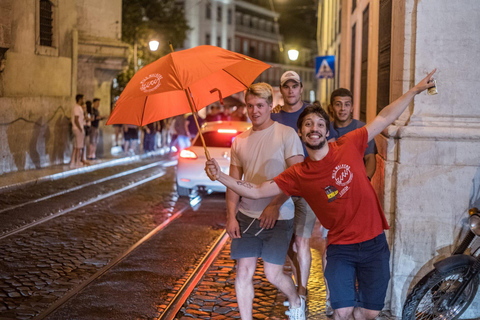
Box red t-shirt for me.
[274,127,389,245]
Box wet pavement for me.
[45,195,228,320]
[0,157,168,235]
[0,166,180,319]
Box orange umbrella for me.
[107,45,270,158]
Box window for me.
[243,40,248,55]
[217,6,222,22]
[228,9,232,25]
[36,0,58,56]
[227,38,232,51]
[205,33,211,45]
[39,0,53,46]
[206,3,211,20]
[217,36,221,47]
[249,45,256,57]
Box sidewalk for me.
[0,147,169,193]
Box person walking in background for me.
[205,104,223,122]
[113,124,123,147]
[231,104,248,122]
[123,124,138,156]
[170,114,191,156]
[222,105,233,121]
[70,94,86,168]
[142,122,157,153]
[88,98,105,160]
[82,100,92,165]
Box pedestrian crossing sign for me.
[315,55,335,79]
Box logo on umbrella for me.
[140,73,163,92]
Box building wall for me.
[387,0,480,317]
[318,0,480,317]
[0,0,127,174]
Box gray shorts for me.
[231,211,294,265]
[292,197,317,238]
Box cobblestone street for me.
[176,224,331,320]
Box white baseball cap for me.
[280,71,302,86]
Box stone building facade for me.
[317,0,480,317]
[0,0,128,174]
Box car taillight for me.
[180,149,198,159]
[217,129,237,134]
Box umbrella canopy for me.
[107,45,270,126]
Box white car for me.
[176,121,252,197]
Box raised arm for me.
[366,69,436,142]
[205,159,283,199]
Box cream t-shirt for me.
[230,121,304,220]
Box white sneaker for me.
[285,296,306,320]
[325,299,334,317]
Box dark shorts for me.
[231,212,294,265]
[124,128,138,141]
[324,232,390,311]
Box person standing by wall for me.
[87,98,105,160]
[70,94,85,168]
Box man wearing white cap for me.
[263,70,317,301]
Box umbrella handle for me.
[184,90,211,160]
[210,88,224,105]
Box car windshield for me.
[193,131,241,148]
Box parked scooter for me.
[403,208,480,319]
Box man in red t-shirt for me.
[205,70,436,320]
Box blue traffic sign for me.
[315,55,335,79]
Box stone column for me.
[382,0,480,317]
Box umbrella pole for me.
[184,89,211,160]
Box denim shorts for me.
[231,211,294,265]
[324,232,390,311]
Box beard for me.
[304,132,327,150]
[305,139,326,150]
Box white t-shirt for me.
[230,121,304,220]
[71,104,85,130]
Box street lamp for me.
[287,49,299,61]
[149,40,160,51]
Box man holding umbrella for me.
[226,82,306,320]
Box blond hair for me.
[245,82,273,105]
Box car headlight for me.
[469,214,480,236]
